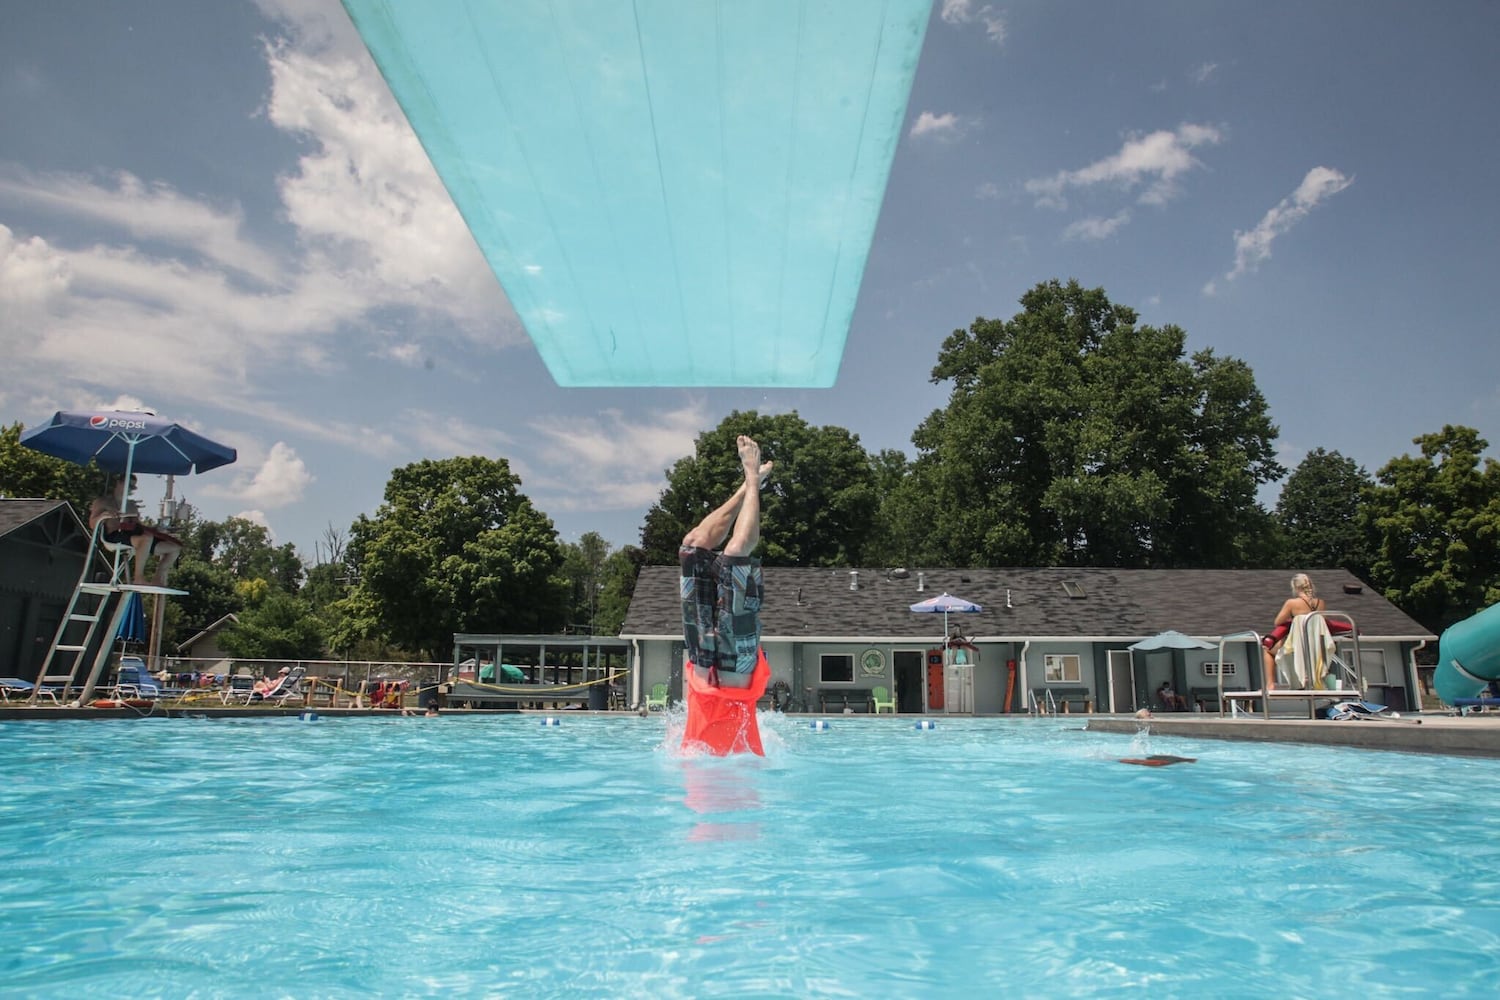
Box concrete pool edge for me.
[1087,712,1500,758]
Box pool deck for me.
[1087,711,1500,759]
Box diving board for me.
[341,0,933,387]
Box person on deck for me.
[1261,573,1351,689]
[1157,680,1187,712]
[88,476,183,587]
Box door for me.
[893,649,924,714]
[1108,649,1133,713]
[926,648,946,712]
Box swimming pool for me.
[2,714,1497,997]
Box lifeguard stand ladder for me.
[29,521,135,705]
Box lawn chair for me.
[871,685,896,714]
[251,666,307,705]
[646,682,670,711]
[1,678,59,704]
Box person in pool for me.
[678,435,771,689]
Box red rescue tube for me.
[682,649,771,756]
[1119,755,1197,767]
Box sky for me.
[2,0,1497,564]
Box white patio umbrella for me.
[909,592,983,639]
[1128,630,1216,710]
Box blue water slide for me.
[1433,601,1500,705]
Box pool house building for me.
[618,567,1435,715]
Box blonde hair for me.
[1290,573,1316,598]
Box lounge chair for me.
[646,682,669,711]
[251,666,307,704]
[225,666,307,705]
[871,685,896,714]
[1,678,59,704]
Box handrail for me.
[1217,612,1362,718]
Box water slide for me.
[1433,601,1500,705]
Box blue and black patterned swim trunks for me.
[679,545,763,685]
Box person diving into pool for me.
[678,435,772,755]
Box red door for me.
[926,649,945,710]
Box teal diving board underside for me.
[340,0,933,387]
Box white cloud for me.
[1223,166,1353,282]
[380,342,425,367]
[0,5,528,441]
[1062,211,1132,242]
[940,0,974,22]
[262,40,514,334]
[1192,62,1219,85]
[909,110,964,140]
[234,508,271,530]
[0,223,70,321]
[976,182,1001,200]
[523,403,710,512]
[941,0,1007,45]
[0,168,283,285]
[209,441,313,509]
[401,410,516,460]
[1024,123,1224,209]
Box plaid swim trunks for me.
[679,545,763,684]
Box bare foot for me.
[737,434,761,467]
[758,460,772,488]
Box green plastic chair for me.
[871,685,896,714]
[646,682,670,711]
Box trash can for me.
[587,684,609,710]
[1371,684,1408,712]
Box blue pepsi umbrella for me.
[20,410,236,479]
[910,592,983,638]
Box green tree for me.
[561,531,613,632]
[639,410,880,566]
[302,523,353,615]
[160,559,241,650]
[901,279,1283,567]
[347,456,568,658]
[0,421,105,516]
[207,517,303,592]
[1275,448,1375,575]
[218,591,325,660]
[1364,426,1500,631]
[865,447,923,566]
[595,545,645,635]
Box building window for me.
[820,654,854,684]
[1044,654,1080,683]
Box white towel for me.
[1275,614,1337,689]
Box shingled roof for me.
[0,499,73,538]
[621,566,1434,642]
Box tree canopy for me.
[345,455,568,657]
[0,421,105,516]
[892,279,1284,568]
[1363,425,1500,631]
[1275,448,1375,576]
[639,410,880,566]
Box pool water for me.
[2,714,1498,997]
